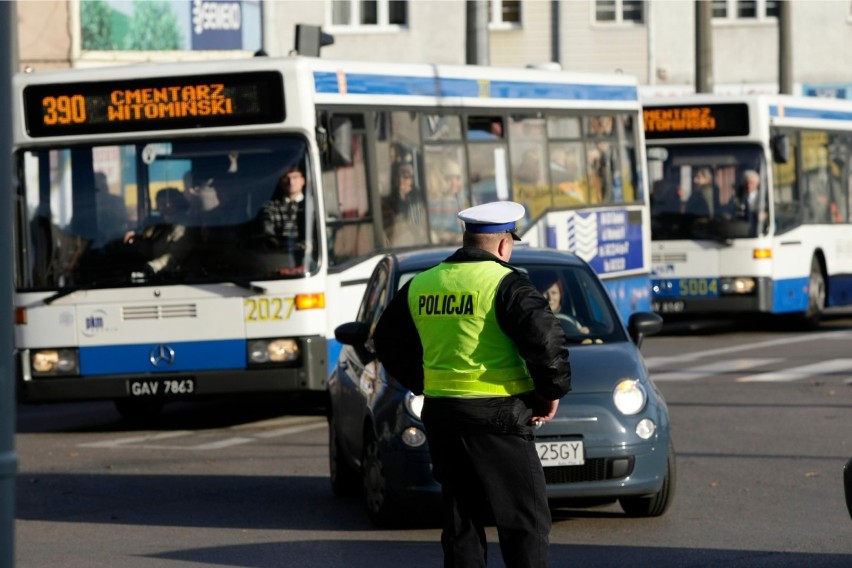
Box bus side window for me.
[828,132,850,223]
[320,112,375,266]
[584,115,618,205]
[381,112,427,247]
[772,131,801,234]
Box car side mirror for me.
[628,312,664,349]
[334,321,375,362]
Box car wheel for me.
[619,440,676,517]
[114,399,164,422]
[362,430,401,527]
[328,410,359,497]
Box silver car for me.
[327,246,673,526]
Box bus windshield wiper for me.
[226,280,267,294]
[43,287,81,305]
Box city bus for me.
[644,94,852,327]
[12,56,651,418]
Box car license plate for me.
[128,378,195,397]
[652,300,685,314]
[536,440,584,467]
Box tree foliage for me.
[80,0,116,51]
[125,1,183,50]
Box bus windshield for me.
[647,144,766,241]
[18,136,319,291]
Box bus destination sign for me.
[24,71,285,137]
[643,103,749,139]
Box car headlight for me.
[247,338,300,365]
[404,391,424,419]
[30,349,79,376]
[613,379,646,415]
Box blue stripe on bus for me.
[770,105,852,122]
[828,274,852,307]
[772,276,809,313]
[314,72,638,101]
[79,339,246,376]
[327,339,343,378]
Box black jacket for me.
[373,247,571,401]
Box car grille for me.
[544,456,634,484]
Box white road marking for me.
[79,430,194,448]
[644,329,852,370]
[737,358,852,382]
[78,417,327,451]
[652,358,780,382]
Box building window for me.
[489,0,521,25]
[595,0,645,24]
[712,0,778,20]
[330,0,408,28]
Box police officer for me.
[373,201,571,568]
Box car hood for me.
[561,342,647,394]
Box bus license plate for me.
[128,378,195,397]
[653,300,685,313]
[536,441,584,467]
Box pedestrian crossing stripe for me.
[647,357,852,383]
[736,358,852,382]
[651,358,780,382]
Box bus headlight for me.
[247,338,300,365]
[721,277,756,294]
[613,379,646,415]
[31,349,79,376]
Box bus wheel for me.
[114,399,164,422]
[802,256,826,329]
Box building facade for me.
[14,0,852,98]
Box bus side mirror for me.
[294,24,335,57]
[329,116,353,167]
[772,134,790,164]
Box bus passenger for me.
[685,166,714,217]
[383,159,427,246]
[427,159,466,244]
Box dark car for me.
[327,246,673,526]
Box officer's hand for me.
[530,397,559,426]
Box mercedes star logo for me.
[149,344,175,368]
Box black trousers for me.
[422,396,551,568]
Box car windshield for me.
[647,143,766,241]
[396,262,626,344]
[17,136,318,292]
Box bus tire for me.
[801,256,826,329]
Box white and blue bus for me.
[644,94,852,326]
[12,56,651,418]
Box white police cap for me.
[457,201,525,241]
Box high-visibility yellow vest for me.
[408,261,534,397]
